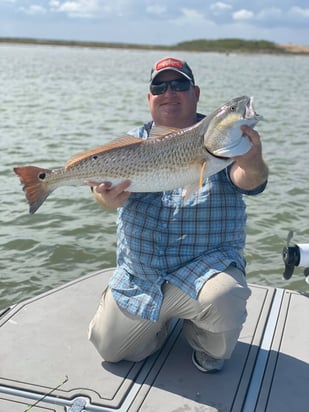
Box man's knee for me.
[88,321,124,362]
[198,268,251,332]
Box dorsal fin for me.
[149,125,181,139]
[65,135,143,169]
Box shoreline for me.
[1,37,309,55]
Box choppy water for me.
[1,44,309,310]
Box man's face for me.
[147,70,200,129]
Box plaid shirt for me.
[109,120,267,321]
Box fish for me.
[14,96,263,214]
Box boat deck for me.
[0,268,308,411]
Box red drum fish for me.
[14,96,262,214]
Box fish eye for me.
[230,105,236,112]
[38,172,46,180]
[92,155,98,160]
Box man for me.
[88,57,268,372]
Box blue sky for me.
[1,0,309,46]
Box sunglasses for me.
[150,79,193,95]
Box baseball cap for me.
[150,57,195,84]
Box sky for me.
[1,0,309,46]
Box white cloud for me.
[19,4,46,15]
[254,6,309,27]
[167,7,214,38]
[290,6,309,18]
[256,7,282,23]
[48,0,145,19]
[210,2,232,12]
[1,0,309,46]
[50,0,100,18]
[180,8,205,21]
[49,0,60,7]
[233,9,254,21]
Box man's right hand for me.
[89,180,131,209]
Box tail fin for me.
[14,166,53,214]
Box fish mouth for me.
[245,96,263,122]
[211,96,263,158]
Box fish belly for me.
[84,164,202,193]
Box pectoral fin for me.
[199,161,206,189]
[182,161,207,202]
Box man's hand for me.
[88,180,131,209]
[229,125,268,190]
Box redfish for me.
[14,96,262,214]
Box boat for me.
[0,262,308,411]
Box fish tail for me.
[13,166,54,214]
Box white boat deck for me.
[0,268,308,411]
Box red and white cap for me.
[150,57,195,84]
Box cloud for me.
[1,0,309,46]
[47,0,149,19]
[290,6,309,19]
[210,2,232,13]
[49,0,100,18]
[233,9,254,21]
[19,4,46,15]
[180,8,205,21]
[255,7,283,25]
[253,6,309,27]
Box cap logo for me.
[155,58,183,71]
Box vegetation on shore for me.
[174,39,285,53]
[1,37,308,55]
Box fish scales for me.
[65,126,206,184]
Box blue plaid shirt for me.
[109,119,267,321]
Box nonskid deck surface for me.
[0,268,308,411]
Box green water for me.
[1,45,309,309]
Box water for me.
[1,44,309,310]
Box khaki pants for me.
[88,265,251,362]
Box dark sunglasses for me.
[150,79,193,95]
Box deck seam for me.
[242,287,284,412]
